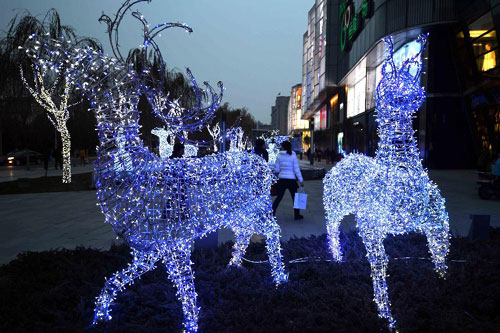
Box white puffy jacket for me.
[275,151,303,182]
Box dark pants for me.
[272,178,300,217]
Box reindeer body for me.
[25,33,287,331]
[87,87,288,332]
[323,35,450,329]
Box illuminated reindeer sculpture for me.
[24,2,287,331]
[151,127,199,158]
[323,34,450,329]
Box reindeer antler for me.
[99,0,151,62]
[131,10,192,92]
[127,4,224,136]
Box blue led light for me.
[323,34,450,330]
[21,2,288,331]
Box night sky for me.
[0,0,314,123]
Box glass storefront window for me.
[314,113,321,130]
[354,77,366,115]
[467,11,499,72]
[375,62,384,87]
[347,84,355,118]
[472,31,498,57]
[476,49,498,72]
[320,106,327,129]
[347,77,366,118]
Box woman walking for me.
[272,141,304,220]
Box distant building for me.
[271,95,290,135]
[287,84,310,152]
[256,121,273,130]
[301,0,335,153]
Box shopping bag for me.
[293,189,307,210]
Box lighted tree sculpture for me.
[20,64,74,183]
[323,34,450,330]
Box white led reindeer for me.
[24,2,288,331]
[227,126,245,151]
[207,123,222,152]
[323,34,450,330]
[263,131,289,165]
[151,127,175,158]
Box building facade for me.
[287,84,311,152]
[302,0,500,169]
[271,95,290,135]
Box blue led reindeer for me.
[22,2,288,331]
[323,34,450,329]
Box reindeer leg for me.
[163,242,199,333]
[325,208,346,262]
[424,190,450,277]
[262,216,288,285]
[360,226,397,330]
[93,248,163,325]
[228,228,254,267]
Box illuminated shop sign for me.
[320,106,328,129]
[340,0,374,52]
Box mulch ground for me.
[1,230,499,332]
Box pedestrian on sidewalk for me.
[272,140,305,220]
[316,148,322,162]
[79,148,86,165]
[325,148,331,164]
[253,138,269,162]
[43,148,50,177]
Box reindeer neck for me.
[375,109,421,169]
[93,93,144,158]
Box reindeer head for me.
[375,34,427,118]
[99,0,224,144]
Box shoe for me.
[294,214,304,220]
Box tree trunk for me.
[60,127,72,183]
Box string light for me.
[151,128,198,158]
[323,34,450,330]
[151,127,175,158]
[21,1,288,331]
[20,64,74,183]
[227,127,246,151]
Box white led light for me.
[20,64,73,183]
[323,34,450,330]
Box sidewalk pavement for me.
[1,169,499,265]
[0,162,94,183]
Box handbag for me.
[293,188,307,210]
